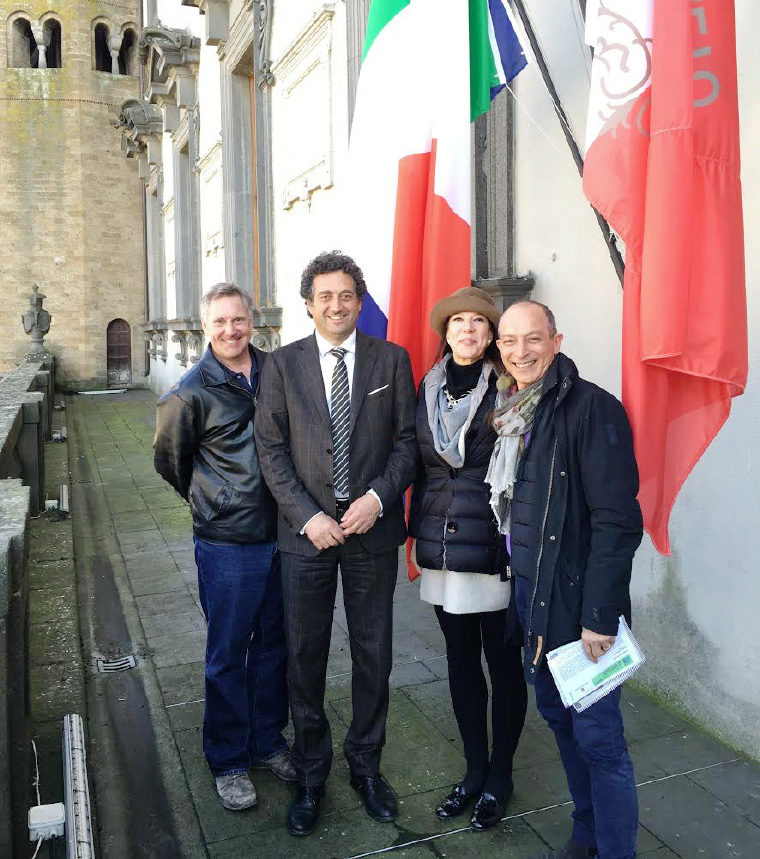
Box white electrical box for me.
[29,803,65,840]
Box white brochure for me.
[546,615,645,713]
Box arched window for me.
[43,19,62,69]
[11,17,37,68]
[118,28,137,76]
[94,22,111,71]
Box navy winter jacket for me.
[510,353,643,680]
[408,369,503,575]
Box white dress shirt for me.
[315,328,357,411]
[300,328,382,534]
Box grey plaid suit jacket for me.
[254,330,418,557]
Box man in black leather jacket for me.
[495,301,643,859]
[154,283,293,812]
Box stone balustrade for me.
[0,358,54,853]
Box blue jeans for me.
[515,578,638,859]
[194,537,288,777]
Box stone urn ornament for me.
[22,283,52,361]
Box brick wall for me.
[0,2,146,388]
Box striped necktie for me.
[329,347,350,498]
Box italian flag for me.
[347,0,527,383]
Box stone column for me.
[31,25,46,68]
[108,34,124,74]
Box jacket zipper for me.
[527,438,558,648]
[442,514,449,570]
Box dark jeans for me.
[281,539,398,787]
[434,605,527,798]
[515,578,638,859]
[194,537,288,777]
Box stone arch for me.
[92,18,113,71]
[106,319,132,385]
[40,12,62,69]
[7,11,37,68]
[118,24,138,76]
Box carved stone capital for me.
[474,274,535,313]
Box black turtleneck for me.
[446,356,484,399]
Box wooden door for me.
[107,319,131,386]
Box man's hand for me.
[304,512,346,550]
[581,627,616,663]
[340,493,382,535]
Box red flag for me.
[583,0,747,553]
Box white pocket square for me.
[368,384,389,396]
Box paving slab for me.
[638,775,760,857]
[135,590,198,617]
[149,629,208,669]
[141,609,206,640]
[156,660,206,706]
[687,759,760,825]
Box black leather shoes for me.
[470,779,513,831]
[435,783,478,820]
[287,785,324,836]
[350,773,398,822]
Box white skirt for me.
[413,542,511,615]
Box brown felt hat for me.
[429,287,501,336]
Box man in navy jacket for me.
[495,301,643,859]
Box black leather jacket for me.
[153,344,277,544]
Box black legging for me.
[435,604,527,799]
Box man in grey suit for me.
[255,250,417,836]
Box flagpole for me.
[510,0,625,284]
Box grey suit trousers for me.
[281,538,398,786]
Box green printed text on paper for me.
[592,654,633,686]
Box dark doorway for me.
[107,319,131,385]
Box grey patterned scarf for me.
[425,356,494,469]
[485,375,544,534]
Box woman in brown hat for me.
[408,287,527,830]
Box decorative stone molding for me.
[475,274,535,313]
[272,5,335,210]
[251,327,280,352]
[113,98,163,173]
[257,0,275,88]
[187,332,204,363]
[139,25,201,109]
[204,231,223,257]
[171,332,188,366]
[182,0,230,47]
[154,332,167,361]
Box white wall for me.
[269,1,351,345]
[514,0,760,757]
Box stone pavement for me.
[61,389,759,859]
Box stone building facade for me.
[118,0,527,395]
[0,0,145,388]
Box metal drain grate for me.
[96,655,136,673]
